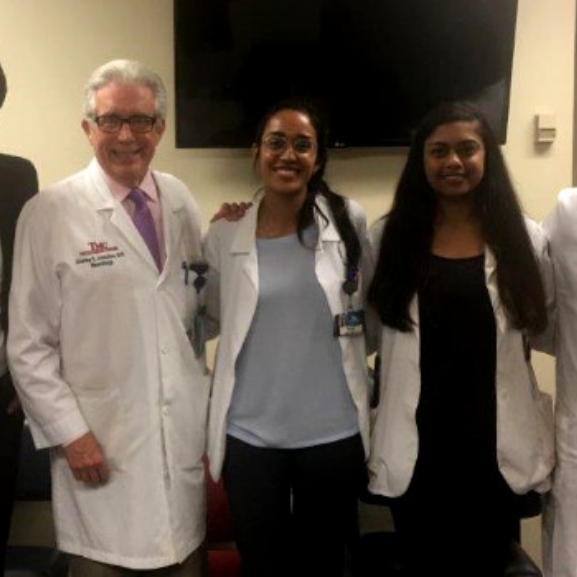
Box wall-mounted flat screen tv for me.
[174,0,518,148]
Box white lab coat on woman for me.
[542,188,577,577]
[204,196,374,481]
[367,217,555,499]
[7,160,209,569]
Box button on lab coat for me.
[8,160,209,569]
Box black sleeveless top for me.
[394,253,518,576]
[414,253,501,491]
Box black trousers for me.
[223,434,365,577]
[0,371,23,572]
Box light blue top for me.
[227,229,359,448]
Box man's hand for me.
[63,432,110,485]
[211,202,252,223]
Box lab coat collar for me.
[85,159,117,210]
[85,159,185,214]
[85,159,184,278]
[314,195,341,247]
[229,194,340,254]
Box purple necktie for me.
[127,188,162,271]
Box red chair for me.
[205,459,242,577]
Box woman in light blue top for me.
[205,98,374,577]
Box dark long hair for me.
[253,98,361,270]
[368,101,548,334]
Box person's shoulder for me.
[153,169,201,211]
[540,187,577,226]
[344,197,366,218]
[318,193,366,219]
[344,197,368,228]
[523,214,541,232]
[43,168,88,196]
[368,215,386,239]
[0,153,37,176]
[207,203,256,242]
[318,194,367,232]
[542,188,577,241]
[24,169,87,215]
[363,215,387,257]
[153,170,191,196]
[522,214,548,249]
[553,187,577,213]
[0,154,38,199]
[556,187,577,201]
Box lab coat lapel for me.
[230,201,259,292]
[157,175,185,284]
[485,247,507,334]
[228,203,259,361]
[314,200,344,317]
[485,246,513,400]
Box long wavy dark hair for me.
[253,98,361,270]
[368,101,547,334]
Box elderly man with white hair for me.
[8,59,209,577]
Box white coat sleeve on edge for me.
[7,198,89,449]
[540,189,577,577]
[527,216,556,355]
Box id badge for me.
[334,309,365,337]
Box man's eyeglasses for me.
[92,114,158,134]
[262,134,316,155]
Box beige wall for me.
[1,0,575,567]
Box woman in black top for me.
[367,101,550,576]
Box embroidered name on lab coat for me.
[75,241,125,268]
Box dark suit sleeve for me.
[0,153,37,571]
[0,154,38,336]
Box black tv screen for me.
[174,0,518,148]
